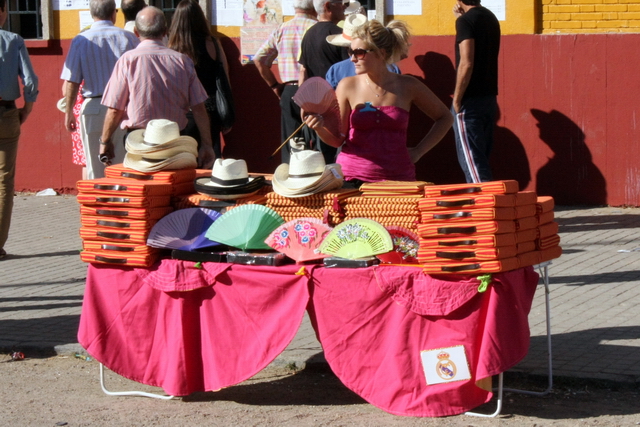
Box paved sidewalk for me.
[0,195,639,384]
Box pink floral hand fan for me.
[376,226,420,264]
[265,217,333,263]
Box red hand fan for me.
[376,226,420,264]
[265,217,333,263]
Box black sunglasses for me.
[329,0,349,7]
[348,47,373,60]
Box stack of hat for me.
[416,180,562,274]
[265,188,359,226]
[124,119,198,173]
[77,177,174,267]
[193,159,266,200]
[272,150,344,198]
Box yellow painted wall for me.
[55,10,127,39]
[541,1,640,33]
[54,0,640,40]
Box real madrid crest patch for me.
[420,345,472,385]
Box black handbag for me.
[212,38,235,129]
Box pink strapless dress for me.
[337,105,415,182]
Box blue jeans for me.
[451,96,497,183]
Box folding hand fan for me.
[292,77,337,114]
[319,218,393,259]
[205,204,285,250]
[147,208,222,250]
[376,226,420,264]
[265,217,333,262]
[292,77,341,137]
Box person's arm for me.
[99,107,125,162]
[452,38,474,114]
[407,77,454,163]
[18,36,38,124]
[255,58,284,99]
[298,64,308,87]
[63,81,80,132]
[191,102,216,169]
[18,101,34,124]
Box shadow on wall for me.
[491,106,531,191]
[218,37,283,174]
[412,51,465,184]
[531,109,607,205]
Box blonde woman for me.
[304,20,452,185]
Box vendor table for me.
[78,260,539,417]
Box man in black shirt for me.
[297,0,348,164]
[452,0,500,183]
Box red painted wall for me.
[17,34,640,205]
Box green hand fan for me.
[205,205,285,250]
[319,218,393,259]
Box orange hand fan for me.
[265,217,333,263]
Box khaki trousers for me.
[80,98,126,179]
[0,107,20,250]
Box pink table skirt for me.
[78,260,539,416]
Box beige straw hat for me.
[272,150,343,197]
[126,119,198,159]
[327,13,367,47]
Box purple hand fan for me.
[147,208,222,250]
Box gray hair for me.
[135,6,166,39]
[313,0,330,15]
[294,0,314,11]
[90,0,116,20]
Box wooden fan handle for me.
[269,122,306,158]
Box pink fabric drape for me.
[78,261,312,396]
[78,261,538,416]
[310,266,539,417]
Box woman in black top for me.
[169,0,232,158]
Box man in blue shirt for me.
[0,0,39,260]
[60,0,139,179]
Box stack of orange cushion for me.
[417,180,561,274]
[77,171,179,267]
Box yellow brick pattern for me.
[542,1,640,33]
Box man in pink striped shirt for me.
[99,6,214,168]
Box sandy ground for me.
[0,355,638,426]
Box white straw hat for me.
[327,13,367,47]
[124,152,198,172]
[272,150,343,197]
[126,119,197,159]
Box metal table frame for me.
[466,261,553,417]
